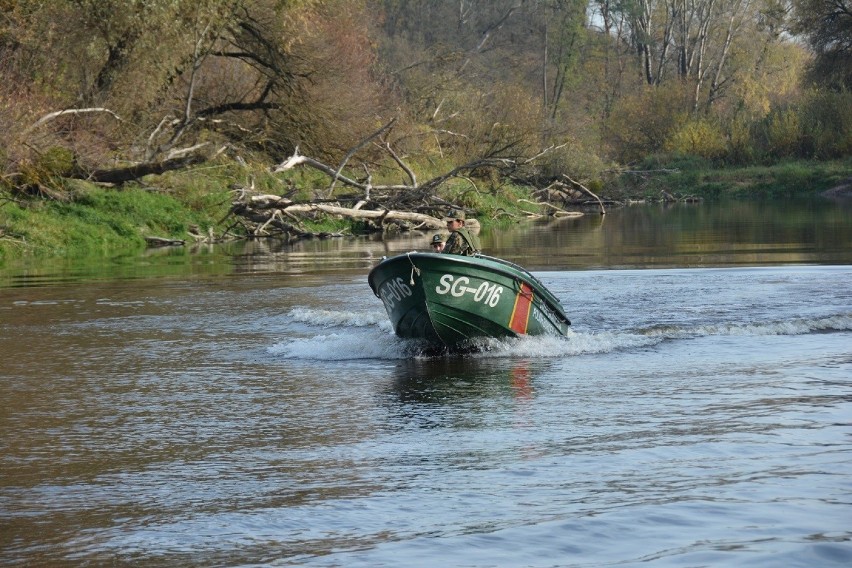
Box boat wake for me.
[287,306,391,329]
[268,308,852,361]
[643,314,852,338]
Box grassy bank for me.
[1,158,848,262]
[0,178,232,262]
[613,156,852,200]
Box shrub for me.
[727,117,758,164]
[603,83,692,163]
[36,146,75,176]
[664,118,728,160]
[765,107,802,158]
[800,89,852,159]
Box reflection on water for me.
[389,358,547,405]
[220,199,852,272]
[1,199,850,287]
[491,199,852,269]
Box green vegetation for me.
[0,181,231,260]
[3,157,847,262]
[612,157,852,201]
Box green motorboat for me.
[368,252,571,350]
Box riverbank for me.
[610,156,852,200]
[1,157,849,262]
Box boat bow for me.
[368,252,570,349]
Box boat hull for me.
[368,253,570,349]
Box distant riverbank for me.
[608,157,852,201]
[1,157,849,262]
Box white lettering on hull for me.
[378,276,412,311]
[435,274,504,308]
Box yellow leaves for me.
[729,41,809,120]
[665,119,728,160]
[765,108,801,158]
[603,83,692,162]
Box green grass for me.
[703,160,851,198]
[612,156,851,200]
[0,180,231,262]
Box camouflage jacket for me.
[442,227,481,256]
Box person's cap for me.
[443,208,465,221]
[431,234,444,244]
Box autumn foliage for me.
[0,0,849,195]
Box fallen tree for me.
[222,137,580,240]
[225,196,447,240]
[15,106,585,244]
[85,152,209,184]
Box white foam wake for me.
[267,328,661,361]
[268,310,852,361]
[643,314,852,339]
[268,328,412,360]
[287,307,389,328]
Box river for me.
[1,199,851,567]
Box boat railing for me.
[474,253,547,288]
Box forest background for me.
[0,0,849,258]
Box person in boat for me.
[430,233,445,252]
[442,209,481,256]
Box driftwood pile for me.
[217,136,585,243]
[17,112,593,245]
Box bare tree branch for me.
[381,140,417,187]
[327,117,397,197]
[272,147,411,192]
[564,174,606,215]
[24,108,122,137]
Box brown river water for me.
[1,199,851,567]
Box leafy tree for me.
[2,0,393,179]
[790,0,852,89]
[799,88,852,157]
[0,0,842,196]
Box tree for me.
[790,0,852,89]
[2,0,394,180]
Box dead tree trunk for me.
[564,175,606,215]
